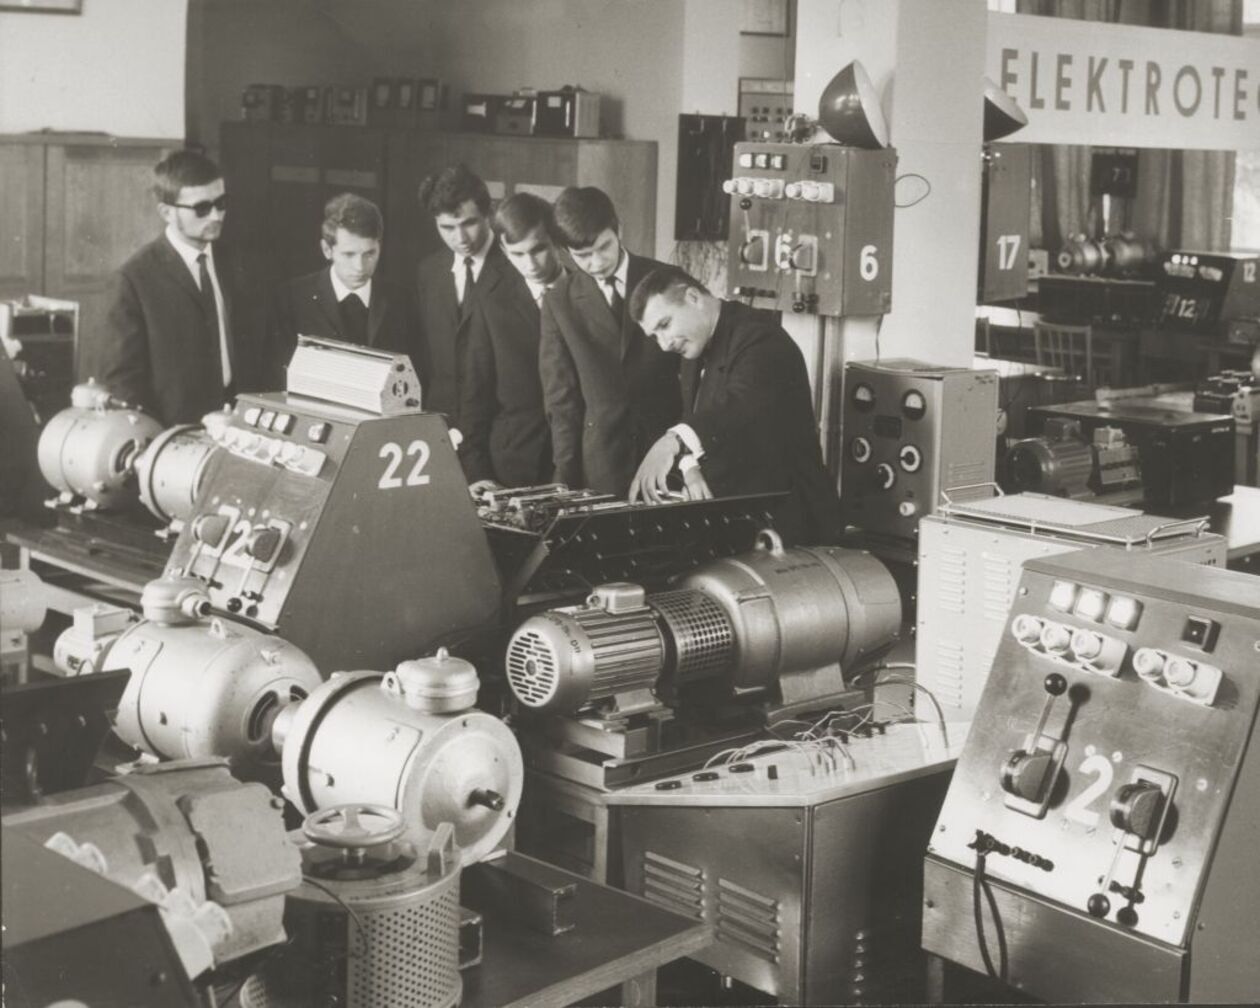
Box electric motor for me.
[2,760,301,975]
[506,530,902,714]
[105,576,322,779]
[36,381,163,508]
[1,568,47,637]
[242,808,461,1008]
[1056,236,1109,275]
[1006,419,1094,499]
[135,410,228,526]
[274,650,523,867]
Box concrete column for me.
[789,0,987,464]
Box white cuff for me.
[678,454,701,474]
[669,423,705,460]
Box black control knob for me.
[1000,750,1057,802]
[873,463,896,491]
[1110,782,1166,840]
[245,526,283,564]
[1043,672,1068,696]
[1087,893,1110,918]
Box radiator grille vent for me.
[641,850,705,921]
[716,877,780,963]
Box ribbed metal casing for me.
[505,605,664,713]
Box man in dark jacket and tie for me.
[459,192,559,491]
[83,150,270,425]
[627,265,844,545]
[539,186,680,496]
[414,164,509,431]
[272,192,419,374]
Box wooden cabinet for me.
[221,123,657,292]
[0,134,178,361]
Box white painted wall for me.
[0,0,186,137]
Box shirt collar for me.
[329,267,372,307]
[610,252,629,290]
[450,230,495,275]
[525,265,564,303]
[165,225,212,272]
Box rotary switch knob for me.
[873,463,896,491]
[1110,782,1166,841]
[244,526,283,564]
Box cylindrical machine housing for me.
[243,817,461,1008]
[135,413,226,525]
[505,531,902,713]
[1,568,47,635]
[37,382,163,508]
[1006,435,1093,498]
[677,530,901,694]
[2,760,301,969]
[279,669,523,866]
[109,614,322,779]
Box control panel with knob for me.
[841,359,999,541]
[924,548,1260,1003]
[725,142,895,316]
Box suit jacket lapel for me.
[153,235,205,309]
[573,272,620,351]
[620,254,649,361]
[315,269,343,334]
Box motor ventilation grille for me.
[505,627,561,708]
[649,589,733,684]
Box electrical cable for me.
[894,172,932,208]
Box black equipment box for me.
[494,95,536,136]
[1154,250,1260,337]
[241,83,286,122]
[534,88,600,138]
[1037,274,1157,326]
[1031,398,1234,509]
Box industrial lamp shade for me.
[982,76,1028,141]
[818,60,888,149]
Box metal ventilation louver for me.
[505,629,560,707]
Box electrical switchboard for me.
[724,142,895,316]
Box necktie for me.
[603,275,622,320]
[340,292,368,345]
[196,253,224,380]
[460,256,476,310]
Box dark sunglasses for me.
[171,194,228,218]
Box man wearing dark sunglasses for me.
[83,150,271,425]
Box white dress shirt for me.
[330,269,372,308]
[450,232,496,304]
[599,253,630,309]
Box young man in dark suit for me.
[627,265,844,545]
[83,150,269,425]
[539,187,680,496]
[414,164,509,428]
[459,193,560,492]
[272,192,419,373]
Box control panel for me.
[841,359,998,540]
[724,142,895,316]
[923,549,1260,1003]
[165,392,501,673]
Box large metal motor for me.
[2,760,301,978]
[273,649,523,866]
[55,575,323,780]
[37,381,162,508]
[506,530,902,715]
[242,808,462,1008]
[1006,418,1142,502]
[134,409,229,529]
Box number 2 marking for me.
[378,440,431,489]
[1244,261,1256,283]
[1064,753,1114,828]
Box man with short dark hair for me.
[272,192,418,370]
[459,192,559,491]
[415,164,509,426]
[83,150,269,424]
[539,186,679,496]
[627,265,843,545]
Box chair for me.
[1033,320,1094,387]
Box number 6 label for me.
[378,440,432,489]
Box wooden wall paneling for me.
[0,141,47,301]
[576,141,657,257]
[219,121,272,276]
[43,139,175,371]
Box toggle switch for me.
[245,526,283,564]
[192,513,230,547]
